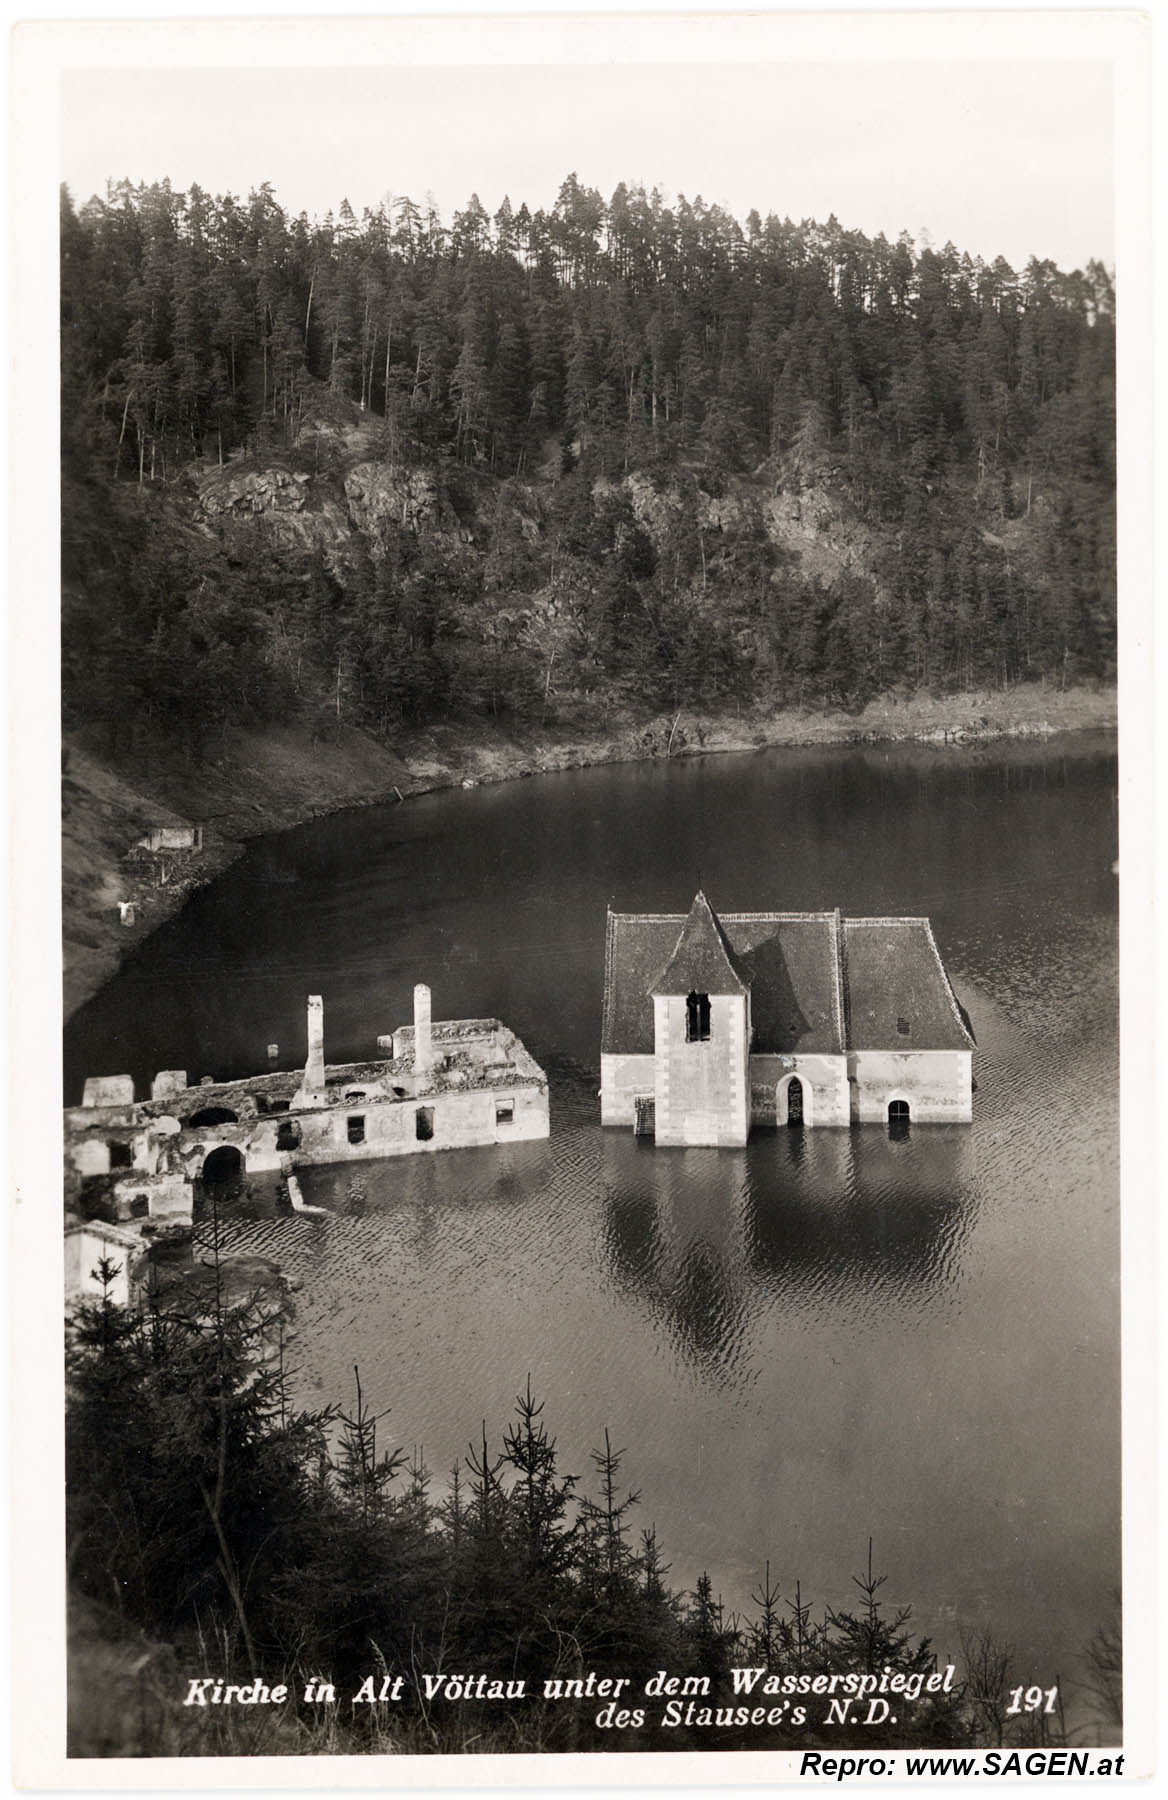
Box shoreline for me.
[62,682,1116,1022]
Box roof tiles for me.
[602,895,973,1056]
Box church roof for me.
[647,890,751,998]
[602,897,974,1057]
[841,918,975,1051]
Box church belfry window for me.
[685,992,711,1043]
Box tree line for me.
[65,1237,993,1756]
[67,1219,1119,1757]
[60,175,1116,760]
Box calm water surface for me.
[65,735,1119,1694]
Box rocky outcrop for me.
[344,462,459,542]
[198,466,310,517]
[762,482,886,595]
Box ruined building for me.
[64,985,550,1232]
[601,891,974,1145]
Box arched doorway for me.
[202,1145,244,1187]
[778,1073,808,1128]
[888,1098,910,1140]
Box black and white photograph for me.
[10,7,1156,1787]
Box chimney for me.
[304,994,325,1092]
[413,983,433,1074]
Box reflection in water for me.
[600,1125,976,1377]
[65,736,1119,1697]
[751,1126,975,1305]
[602,1140,752,1382]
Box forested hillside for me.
[61,175,1115,764]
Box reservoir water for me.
[64,733,1120,1705]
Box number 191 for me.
[1006,1685,1059,1716]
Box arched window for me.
[787,1077,804,1127]
[888,1099,910,1140]
[188,1106,238,1128]
[685,992,711,1043]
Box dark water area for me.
[65,733,1120,1704]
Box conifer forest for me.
[66,1242,1120,1756]
[61,174,1120,1757]
[61,175,1115,764]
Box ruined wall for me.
[283,1082,548,1162]
[653,993,750,1147]
[64,1223,142,1305]
[847,1049,973,1124]
[109,1170,193,1222]
[599,1053,656,1126]
[749,1054,851,1127]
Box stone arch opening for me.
[888,1098,911,1140]
[777,1072,811,1129]
[202,1145,244,1186]
[188,1105,238,1128]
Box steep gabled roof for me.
[601,903,973,1057]
[603,907,843,1055]
[648,891,751,998]
[842,918,975,1050]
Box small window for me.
[276,1119,301,1151]
[888,1100,910,1120]
[685,992,711,1043]
[347,1115,366,1145]
[130,1193,149,1218]
[345,1089,367,1104]
[109,1140,132,1169]
[495,1100,514,1125]
[415,1106,434,1142]
[267,1099,291,1115]
[392,1085,408,1098]
[896,1016,911,1037]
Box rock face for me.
[198,466,309,517]
[344,463,449,539]
[191,440,887,602]
[593,470,877,589]
[762,482,886,596]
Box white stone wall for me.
[70,1137,111,1178]
[65,1226,139,1304]
[111,1170,194,1221]
[286,1083,549,1164]
[749,1054,850,1127]
[847,1049,972,1123]
[654,994,749,1147]
[599,1053,656,1126]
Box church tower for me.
[648,891,752,1146]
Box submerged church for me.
[601,891,974,1145]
